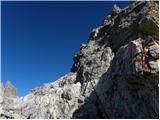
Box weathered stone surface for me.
[0,1,158,119]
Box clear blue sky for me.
[1,1,130,96]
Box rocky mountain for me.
[0,1,159,119]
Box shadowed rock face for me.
[0,1,159,119]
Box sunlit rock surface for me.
[0,1,159,119]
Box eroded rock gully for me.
[0,1,159,119]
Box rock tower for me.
[0,80,17,97]
[4,80,17,97]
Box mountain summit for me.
[0,1,159,119]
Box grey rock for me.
[112,4,122,16]
[0,1,158,119]
[61,89,72,100]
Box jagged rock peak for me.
[0,80,17,97]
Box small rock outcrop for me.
[112,4,122,16]
[0,1,159,119]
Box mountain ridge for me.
[0,1,159,119]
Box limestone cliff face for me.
[0,1,159,119]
